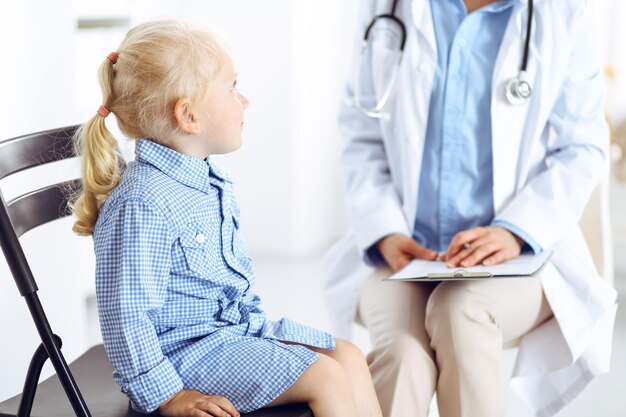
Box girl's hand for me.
[441,226,524,268]
[377,234,438,272]
[159,390,239,417]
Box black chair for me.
[0,126,312,417]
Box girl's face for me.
[196,54,249,155]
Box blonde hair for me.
[73,20,228,235]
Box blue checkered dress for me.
[93,140,335,413]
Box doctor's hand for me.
[441,226,525,268]
[159,389,240,417]
[377,234,439,272]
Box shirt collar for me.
[450,0,518,14]
[486,0,518,13]
[135,140,230,193]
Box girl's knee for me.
[309,354,353,396]
[267,354,352,408]
[334,339,365,358]
[297,355,361,416]
[331,339,368,371]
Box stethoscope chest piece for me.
[505,75,532,106]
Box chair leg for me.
[17,334,62,417]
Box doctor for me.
[325,0,617,416]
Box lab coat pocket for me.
[179,226,214,277]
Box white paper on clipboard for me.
[387,250,552,281]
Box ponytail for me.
[72,57,122,236]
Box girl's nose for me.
[239,92,249,109]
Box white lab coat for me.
[324,0,618,415]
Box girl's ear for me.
[174,97,201,134]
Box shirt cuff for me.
[121,356,184,413]
[492,220,542,254]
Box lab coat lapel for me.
[491,0,532,213]
[411,0,436,57]
[401,0,437,222]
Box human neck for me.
[465,0,500,13]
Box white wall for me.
[0,1,79,136]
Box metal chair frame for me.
[0,125,89,417]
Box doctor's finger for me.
[457,242,500,267]
[447,240,496,267]
[404,239,438,260]
[482,249,509,266]
[392,254,412,272]
[446,228,486,258]
[446,246,475,267]
[442,234,491,261]
[443,240,477,263]
[483,244,521,266]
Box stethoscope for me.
[350,0,534,120]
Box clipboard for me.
[387,250,552,281]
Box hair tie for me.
[97,105,111,118]
[107,52,119,64]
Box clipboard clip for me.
[427,269,493,279]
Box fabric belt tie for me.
[218,299,250,324]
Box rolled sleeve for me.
[122,357,184,413]
[365,242,386,266]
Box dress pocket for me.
[179,225,214,277]
[231,215,250,260]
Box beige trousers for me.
[357,267,553,417]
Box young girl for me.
[72,20,382,417]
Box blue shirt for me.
[94,140,334,413]
[413,0,540,253]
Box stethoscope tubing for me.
[352,0,535,118]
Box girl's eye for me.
[231,80,238,92]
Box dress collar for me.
[135,140,230,193]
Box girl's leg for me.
[264,353,358,417]
[425,278,552,417]
[359,267,439,417]
[308,339,383,417]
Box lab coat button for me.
[196,233,206,244]
[417,63,431,73]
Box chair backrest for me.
[0,125,80,237]
[0,125,91,417]
[0,125,81,294]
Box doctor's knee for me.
[425,283,499,343]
